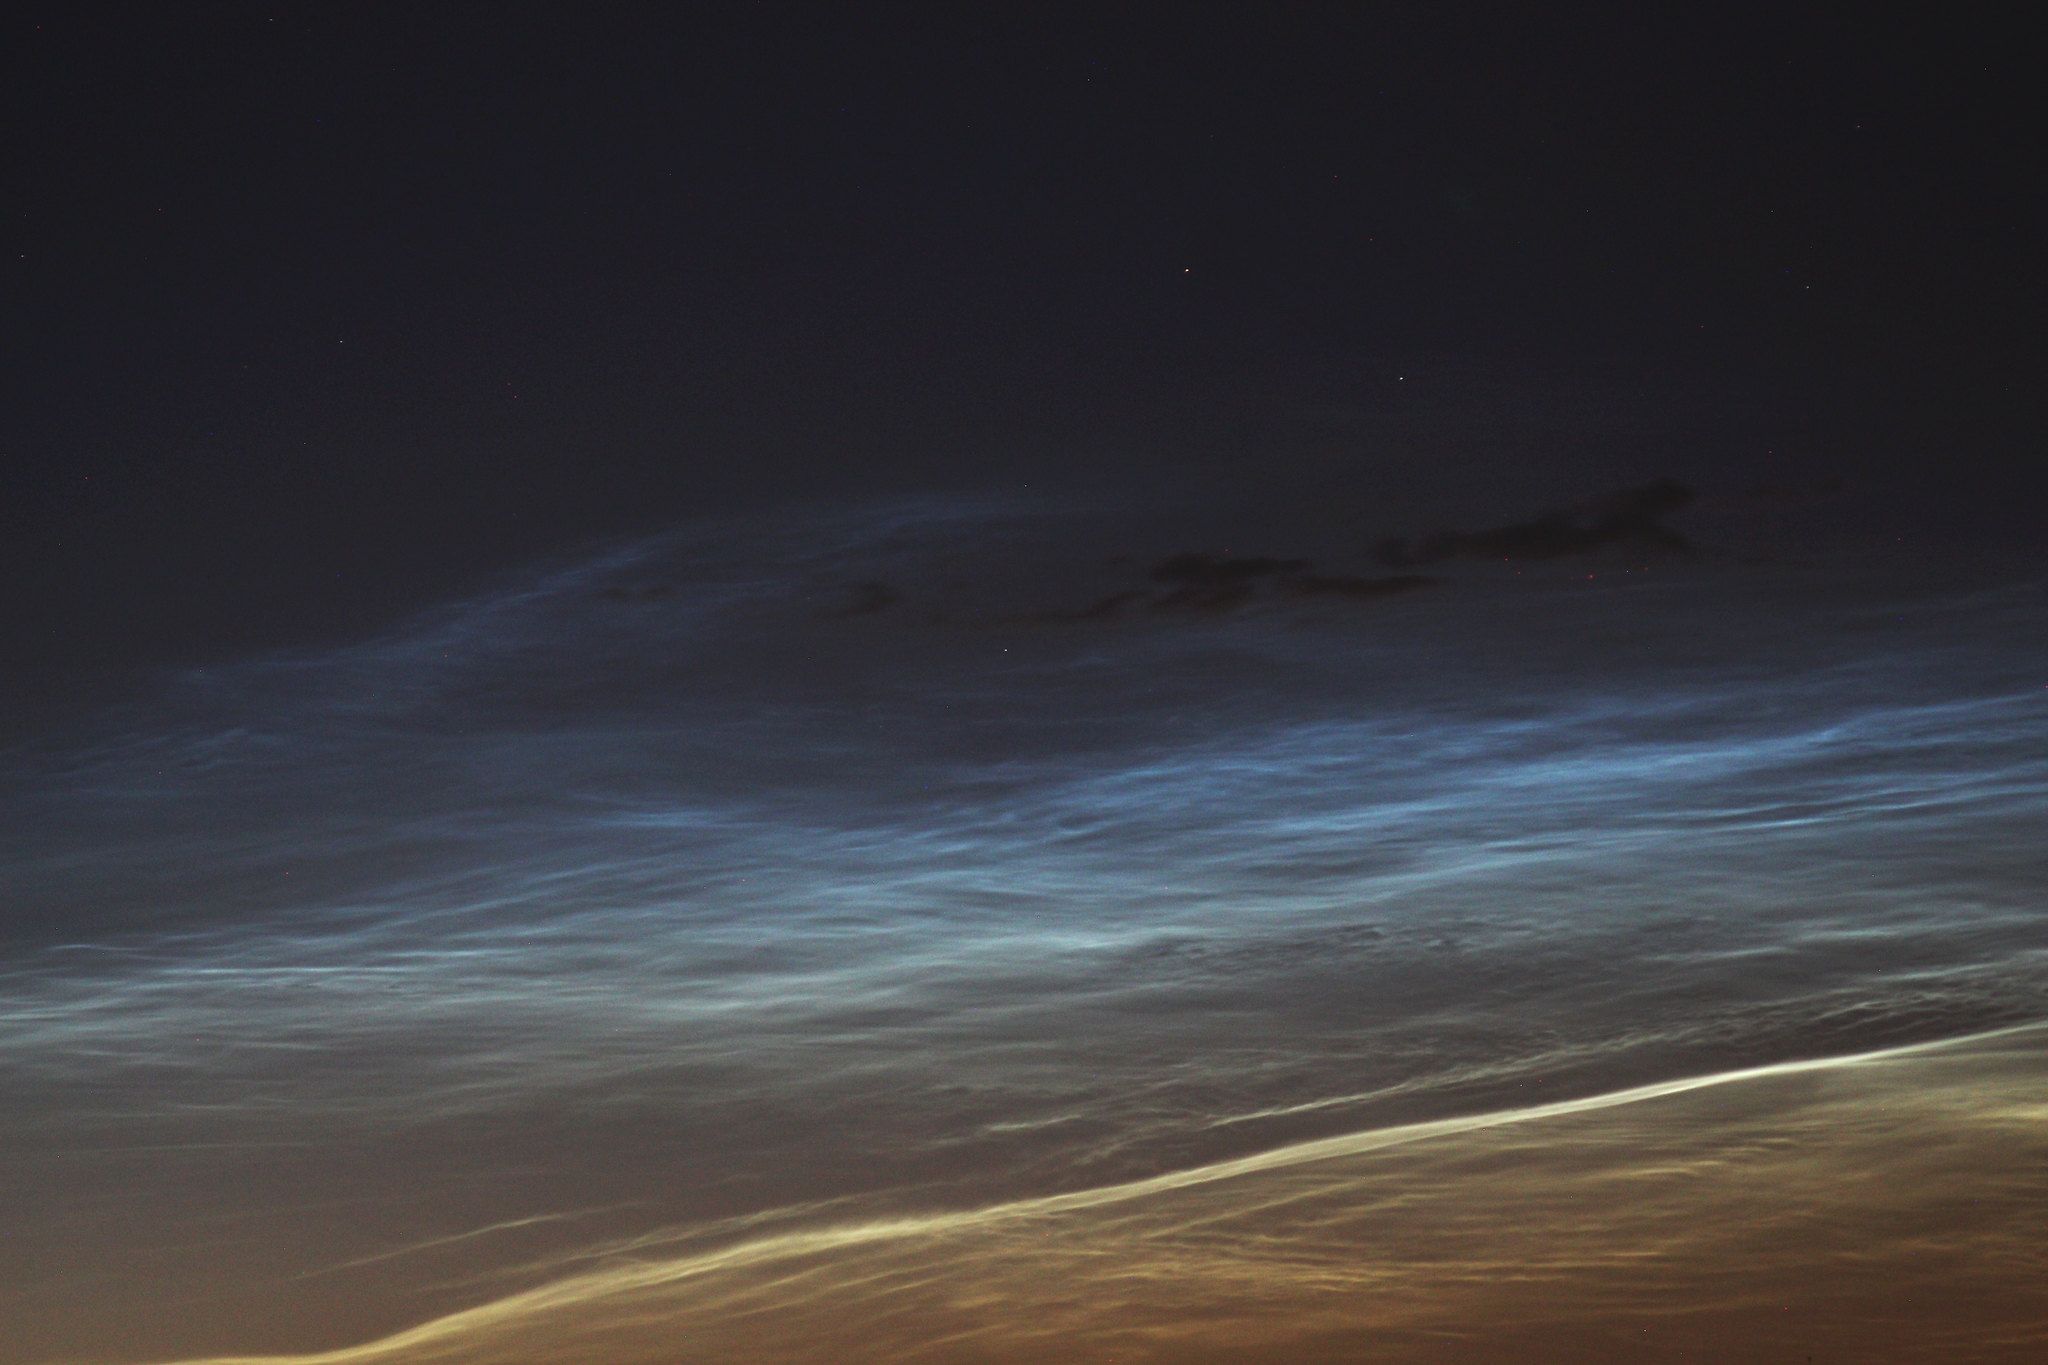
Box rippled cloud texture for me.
[4,496,2044,1362]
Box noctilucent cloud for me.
[7,7,2044,1361]
[6,490,2045,1361]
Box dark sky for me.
[8,4,2040,666]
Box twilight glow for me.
[9,9,2044,1358]
[5,497,2044,1361]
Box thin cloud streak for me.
[143,1025,2048,1365]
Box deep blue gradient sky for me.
[5,8,2046,1362]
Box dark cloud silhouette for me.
[593,484,1702,634]
[1129,554,1436,617]
[1150,554,1315,586]
[996,547,1442,624]
[600,583,680,603]
[827,581,901,618]
[1278,573,1436,603]
[1148,583,1257,615]
[1034,590,1150,624]
[1373,480,1697,567]
[1141,554,1304,615]
[603,484,1695,633]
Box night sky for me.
[6,7,2047,1364]
[11,5,2039,660]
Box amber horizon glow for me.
[18,1028,2047,1364]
